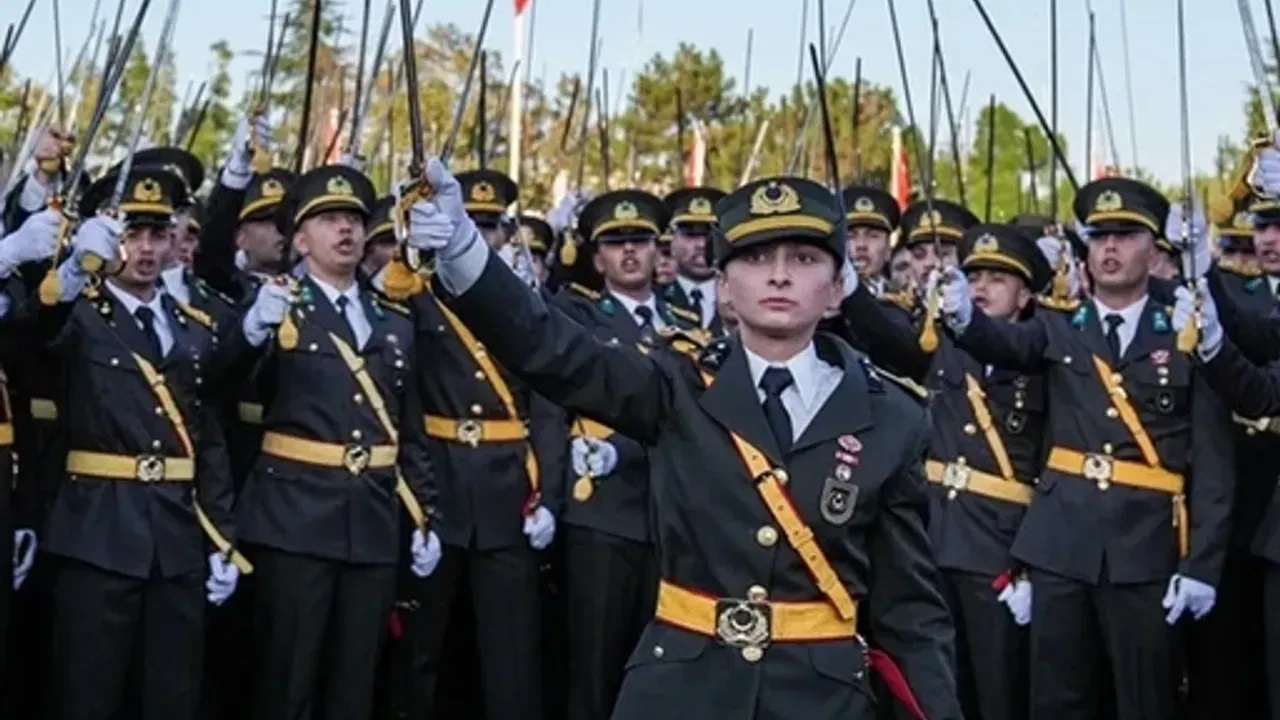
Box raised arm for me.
[933,267,1050,372]
[1206,266,1280,365]
[839,279,931,381]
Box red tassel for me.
[868,649,929,720]
[388,608,404,640]
[991,569,1013,593]
[522,492,542,517]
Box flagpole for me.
[508,0,528,186]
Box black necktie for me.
[634,305,654,328]
[1104,313,1125,363]
[135,306,163,362]
[689,288,704,323]
[760,367,795,453]
[335,295,358,346]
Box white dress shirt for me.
[1092,295,1148,356]
[744,343,843,441]
[1267,275,1280,299]
[675,274,717,328]
[106,281,174,356]
[310,275,372,348]
[160,265,190,305]
[610,291,667,330]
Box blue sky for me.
[4,0,1256,184]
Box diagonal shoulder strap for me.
[1090,356,1160,467]
[963,374,1016,480]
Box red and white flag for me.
[890,126,910,210]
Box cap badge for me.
[972,233,999,254]
[613,201,639,221]
[132,178,163,203]
[326,175,354,196]
[470,181,496,203]
[1094,190,1123,213]
[853,196,875,213]
[749,181,802,216]
[262,178,285,199]
[1234,211,1252,230]
[920,208,944,230]
[688,196,713,216]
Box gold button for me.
[772,469,788,485]
[353,393,364,404]
[741,646,764,663]
[956,456,968,465]
[151,440,162,450]
[154,407,164,416]
[474,370,485,380]
[652,645,664,659]
[351,430,362,440]
[947,489,958,500]
[470,404,483,415]
[1102,442,1114,454]
[1111,373,1123,385]
[1106,407,1119,418]
[963,423,976,435]
[756,526,778,547]
[746,585,768,602]
[1098,480,1111,491]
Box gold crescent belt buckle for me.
[342,444,372,475]
[136,455,166,483]
[456,419,483,447]
[714,598,772,650]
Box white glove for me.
[936,267,973,332]
[221,114,272,189]
[570,436,619,477]
[410,528,442,577]
[12,529,35,590]
[205,552,240,605]
[1035,235,1080,297]
[338,151,366,172]
[997,578,1032,626]
[1164,201,1211,279]
[241,281,293,347]
[1172,279,1222,361]
[1253,136,1280,196]
[496,243,539,289]
[522,506,556,550]
[0,208,62,277]
[69,215,122,269]
[404,159,479,259]
[1162,573,1217,623]
[841,260,859,299]
[546,190,592,233]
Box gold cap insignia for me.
[262,178,284,199]
[919,209,944,230]
[1233,211,1252,230]
[470,181,496,203]
[853,196,875,213]
[972,233,999,254]
[1094,190,1123,213]
[613,201,639,221]
[132,178,163,204]
[326,175,354,196]
[749,181,802,216]
[689,196,714,216]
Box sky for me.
[3,0,1261,185]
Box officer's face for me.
[845,225,890,276]
[1254,222,1280,273]
[888,247,912,291]
[908,241,958,285]
[1087,228,1155,292]
[654,246,678,285]
[237,218,287,272]
[594,235,656,292]
[719,240,841,337]
[295,209,367,276]
[118,224,171,290]
[968,268,1031,321]
[1148,251,1179,281]
[671,228,713,280]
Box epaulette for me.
[176,301,214,329]
[879,290,914,311]
[193,277,235,307]
[861,357,929,402]
[1036,294,1081,313]
[1218,257,1262,278]
[373,295,411,316]
[668,305,700,325]
[569,283,600,301]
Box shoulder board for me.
[569,283,600,301]
[879,290,914,311]
[176,301,214,328]
[668,305,700,324]
[861,358,929,402]
[194,277,235,307]
[373,295,411,316]
[1036,294,1080,313]
[1218,257,1262,278]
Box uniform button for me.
[154,406,164,416]
[1014,400,1024,409]
[1158,377,1169,386]
[741,646,764,663]
[352,430,363,441]
[1062,355,1072,364]
[110,358,120,367]
[354,393,364,404]
[1106,407,1119,419]
[151,440,162,450]
[756,526,778,547]
[963,423,976,435]
[652,645,664,659]
[394,359,405,368]
[956,456,968,465]
[772,469,788,485]
[1111,373,1123,385]
[195,377,203,386]
[746,585,768,601]
[308,343,319,352]
[1157,366,1169,376]
[474,370,485,380]
[436,325,446,332]
[1098,479,1111,491]
[470,404,483,415]
[1102,442,1114,454]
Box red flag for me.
[515,0,532,15]
[891,126,910,210]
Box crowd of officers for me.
[0,107,1279,720]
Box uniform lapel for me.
[1075,303,1116,363]
[791,337,873,455]
[302,276,359,349]
[1120,298,1170,367]
[697,335,786,467]
[358,291,384,354]
[105,287,162,363]
[159,295,193,368]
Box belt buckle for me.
[1083,452,1114,490]
[343,444,372,474]
[456,420,482,447]
[714,597,772,660]
[136,455,165,483]
[941,462,970,498]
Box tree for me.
[182,40,237,168]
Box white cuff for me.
[18,175,49,213]
[56,261,87,302]
[241,314,271,348]
[436,232,490,296]
[220,164,253,191]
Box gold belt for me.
[423,415,528,447]
[260,431,397,475]
[925,460,1032,506]
[66,450,195,482]
[0,422,12,446]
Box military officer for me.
[901,199,979,287]
[409,160,963,720]
[941,176,1235,719]
[224,164,439,720]
[661,186,726,333]
[550,188,699,720]
[382,166,566,720]
[9,167,245,719]
[517,213,554,286]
